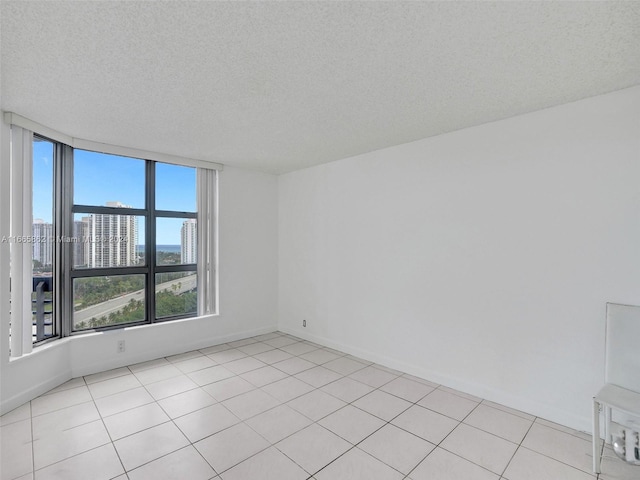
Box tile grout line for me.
[5,331,614,480]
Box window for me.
[7,116,218,354]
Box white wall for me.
[0,161,279,414]
[278,86,640,432]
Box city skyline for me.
[33,142,196,245]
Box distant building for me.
[32,219,53,267]
[73,219,88,267]
[181,219,197,264]
[84,202,139,268]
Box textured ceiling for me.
[1,1,639,174]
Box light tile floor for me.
[1,331,638,480]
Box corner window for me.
[12,131,216,350]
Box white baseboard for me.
[280,326,592,434]
[0,325,278,416]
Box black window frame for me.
[32,137,200,342]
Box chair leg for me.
[593,398,602,474]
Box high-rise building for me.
[85,202,139,268]
[181,219,197,264]
[32,219,53,268]
[73,219,88,267]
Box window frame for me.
[6,112,220,357]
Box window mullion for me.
[147,161,156,323]
[59,144,74,338]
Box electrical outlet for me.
[303,319,306,327]
[117,340,125,353]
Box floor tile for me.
[93,387,154,417]
[128,357,170,373]
[263,336,299,348]
[87,374,142,399]
[84,367,130,385]
[157,387,217,418]
[534,417,592,441]
[165,349,204,363]
[1,418,33,480]
[132,364,183,385]
[173,403,239,442]
[224,356,267,375]
[521,422,594,473]
[299,348,341,365]
[245,404,312,444]
[279,342,319,356]
[440,423,517,475]
[349,366,398,388]
[11,473,34,480]
[295,366,342,388]
[237,342,274,356]
[32,401,100,439]
[481,399,535,421]
[253,348,293,365]
[379,376,435,403]
[323,356,368,375]
[227,338,258,348]
[127,445,216,480]
[188,365,236,386]
[318,405,385,444]
[392,405,459,444]
[0,403,31,427]
[145,374,199,400]
[276,423,351,475]
[202,375,256,401]
[114,422,189,471]
[261,376,315,403]
[463,403,533,444]
[33,419,111,469]
[409,447,499,480]
[438,386,482,402]
[194,422,270,473]
[103,402,170,440]
[401,373,439,388]
[287,389,346,421]
[273,356,316,375]
[352,390,412,421]
[320,377,374,403]
[207,348,248,364]
[314,447,403,480]
[372,364,404,375]
[222,389,280,420]
[31,386,92,416]
[252,332,282,341]
[5,332,604,480]
[199,343,232,355]
[359,424,435,474]
[34,444,124,480]
[502,447,595,480]
[43,377,87,394]
[173,355,217,374]
[221,446,308,480]
[241,365,289,387]
[418,388,479,421]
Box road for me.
[73,274,197,325]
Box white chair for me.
[593,303,640,473]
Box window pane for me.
[73,213,145,268]
[33,137,55,342]
[73,275,146,330]
[156,272,197,318]
[74,150,145,208]
[156,163,196,212]
[157,218,197,265]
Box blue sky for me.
[33,142,196,244]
